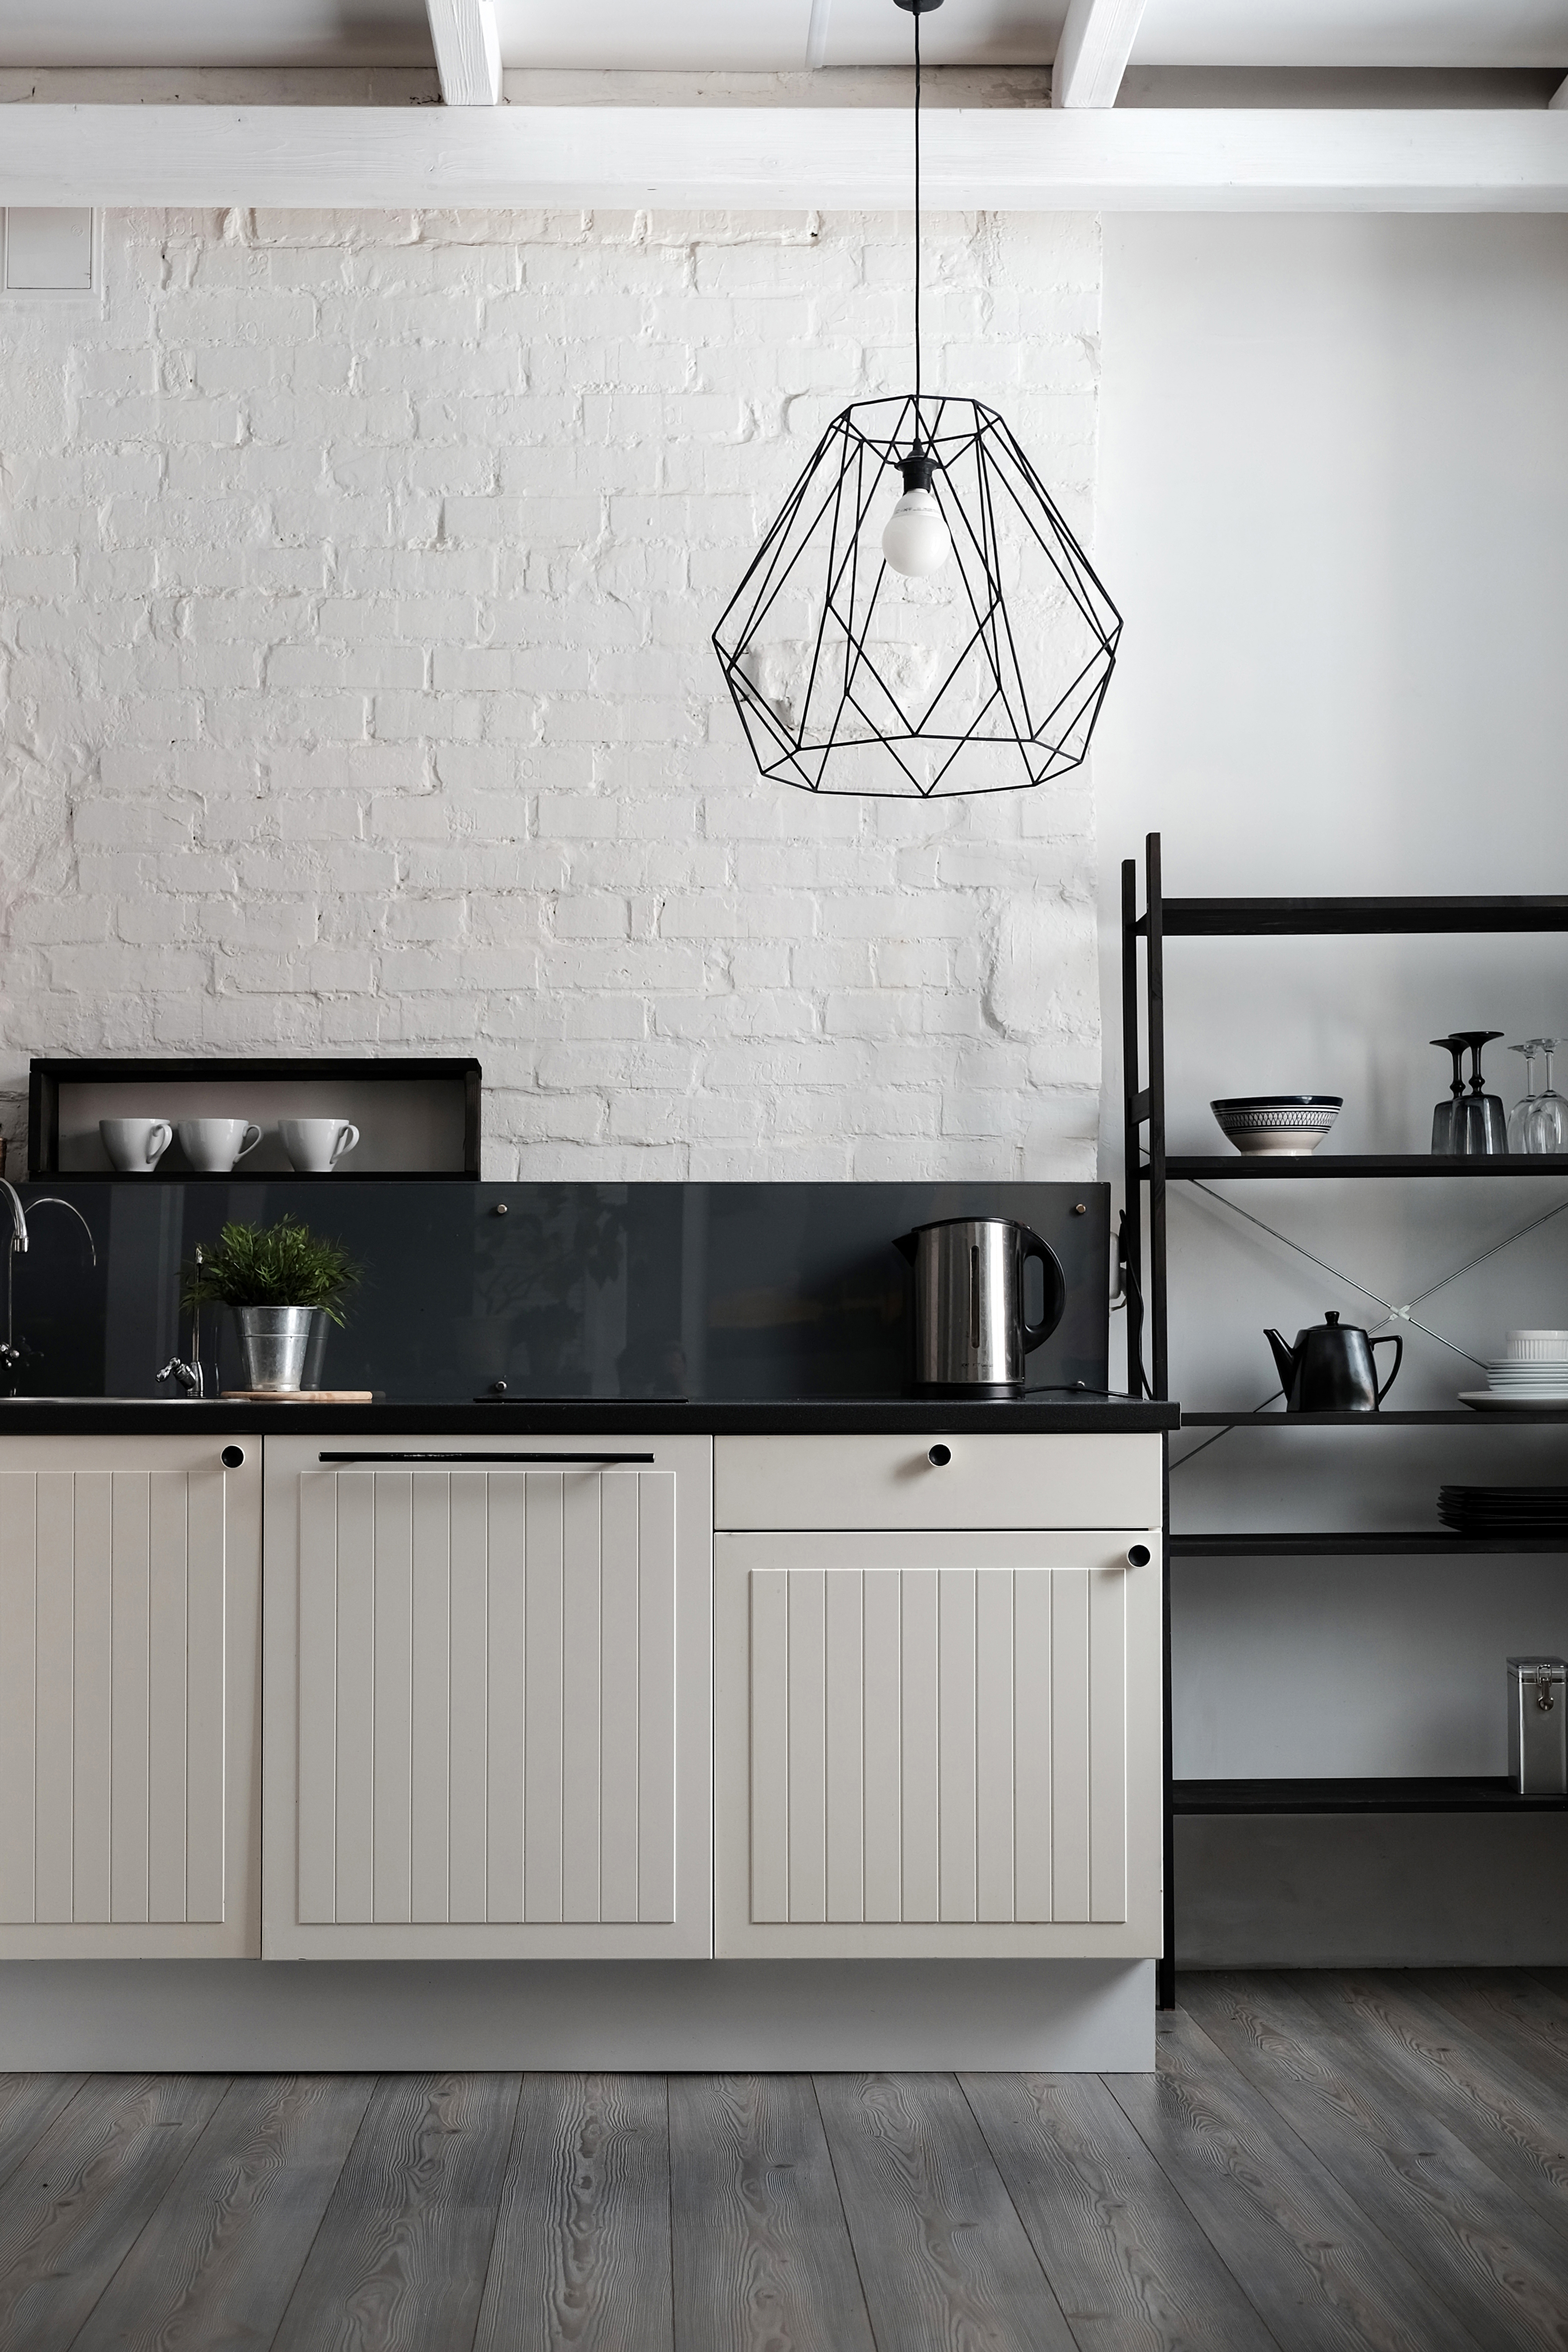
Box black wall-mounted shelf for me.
[1139,896,1568,938]
[1181,1408,1568,1426]
[1121,837,1568,2009]
[1166,1153,1568,1180]
[1170,1531,1568,1556]
[1173,1776,1568,1815]
[29,1057,482,1182]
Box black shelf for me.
[35,1171,476,1185]
[1173,1776,1568,1815]
[1141,896,1568,939]
[1166,1153,1568,1180]
[29,1055,481,1182]
[1170,1530,1568,1556]
[1181,1408,1568,1426]
[1121,840,1568,2008]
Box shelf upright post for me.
[1121,857,1145,1399]
[1146,833,1168,1403]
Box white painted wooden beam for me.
[5,105,1568,212]
[426,0,501,107]
[1053,0,1147,111]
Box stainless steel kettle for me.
[1265,1310,1402,1413]
[894,1217,1065,1399]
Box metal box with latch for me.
[1507,1656,1568,1795]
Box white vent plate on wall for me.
[2,207,99,303]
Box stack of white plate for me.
[1460,1330,1568,1410]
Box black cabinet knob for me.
[1127,1543,1151,1567]
[928,1443,952,1467]
[221,1446,245,1470]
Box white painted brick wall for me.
[0,204,1104,1179]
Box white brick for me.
[0,204,1101,1181]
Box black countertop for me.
[0,1397,1178,1437]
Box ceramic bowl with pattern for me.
[1210,1096,1343,1157]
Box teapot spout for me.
[1265,1328,1299,1397]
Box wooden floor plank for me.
[0,2073,232,2352]
[670,2075,873,2352]
[0,2077,90,2199]
[815,2071,1077,2352]
[1187,1975,1568,2352]
[269,2071,521,2352]
[69,2073,376,2352]
[1419,1969,1568,2090]
[474,2073,672,2352]
[963,2068,1281,2352]
[1113,2008,1483,2352]
[1287,1972,1568,2228]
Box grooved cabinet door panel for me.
[263,1435,712,1959]
[0,1435,261,1959]
[716,1525,1160,1959]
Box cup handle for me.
[332,1124,360,1166]
[146,1122,173,1167]
[236,1124,263,1160]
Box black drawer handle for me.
[1127,1543,1151,1567]
[927,1443,952,1467]
[318,1451,655,1466]
[221,1445,245,1470]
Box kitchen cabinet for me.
[713,1434,1161,1958]
[261,1433,713,1958]
[0,1432,261,1957]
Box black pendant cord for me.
[913,1,923,436]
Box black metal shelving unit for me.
[1122,835,1568,2008]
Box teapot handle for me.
[1371,1332,1403,1405]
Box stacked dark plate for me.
[1439,1485,1568,1536]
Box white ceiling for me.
[0,0,1563,74]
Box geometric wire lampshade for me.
[713,390,1123,798]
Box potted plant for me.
[185,1215,361,1394]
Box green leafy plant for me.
[183,1216,361,1328]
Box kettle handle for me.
[1019,1228,1067,1353]
[1372,1332,1403,1405]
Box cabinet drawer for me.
[714,1433,1161,1532]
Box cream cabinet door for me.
[715,1528,1161,1958]
[0,1432,261,1958]
[262,1434,713,1958]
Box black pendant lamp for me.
[713,0,1122,799]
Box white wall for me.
[0,203,1104,1181]
[1097,214,1568,1779]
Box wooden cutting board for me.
[220,1389,376,1403]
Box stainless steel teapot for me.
[1265,1310,1402,1413]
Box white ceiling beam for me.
[5,104,1568,212]
[426,0,501,107]
[1052,0,1148,111]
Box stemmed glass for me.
[1431,1034,1466,1153]
[1508,1041,1539,1152]
[1524,1038,1568,1155]
[1453,1030,1508,1155]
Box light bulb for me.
[882,486,951,578]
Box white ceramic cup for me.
[100,1117,172,1174]
[176,1117,262,1174]
[279,1117,360,1174]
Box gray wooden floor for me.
[1,1970,1566,2349]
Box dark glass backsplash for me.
[5,1181,1110,1402]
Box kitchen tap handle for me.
[1372,1332,1404,1405]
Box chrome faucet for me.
[0,1182,98,1386]
[158,1242,205,1399]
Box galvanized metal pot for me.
[236,1304,316,1393]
